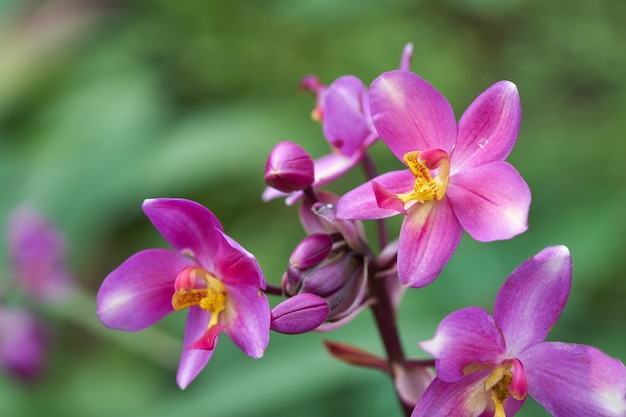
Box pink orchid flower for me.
[8,206,74,301]
[337,70,531,287]
[414,246,626,417]
[263,44,414,205]
[97,198,270,389]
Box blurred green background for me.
[1,0,625,416]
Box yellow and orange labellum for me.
[398,150,450,205]
[172,266,227,330]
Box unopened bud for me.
[289,233,333,270]
[270,293,329,334]
[264,141,314,193]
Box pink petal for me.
[520,342,626,417]
[212,229,266,289]
[412,372,489,417]
[399,43,413,71]
[412,373,525,417]
[261,185,288,202]
[419,307,505,382]
[313,152,361,188]
[494,246,571,356]
[369,70,457,161]
[336,170,414,220]
[142,198,224,265]
[452,81,522,172]
[96,248,193,331]
[447,161,530,242]
[222,285,270,359]
[397,198,463,288]
[393,361,434,407]
[177,306,214,389]
[322,75,373,156]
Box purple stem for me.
[367,263,412,416]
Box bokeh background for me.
[1,0,625,416]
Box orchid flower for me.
[337,70,531,287]
[0,306,48,380]
[96,198,270,389]
[7,206,74,301]
[263,44,414,204]
[413,246,626,417]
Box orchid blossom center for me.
[399,149,450,204]
[172,266,228,350]
[483,359,528,417]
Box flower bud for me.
[287,250,368,330]
[264,141,314,193]
[289,233,333,270]
[270,293,329,334]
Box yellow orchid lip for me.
[172,266,228,333]
[398,149,450,205]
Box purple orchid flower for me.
[337,71,531,287]
[263,44,415,205]
[413,246,626,417]
[96,198,270,389]
[0,306,48,380]
[7,206,74,301]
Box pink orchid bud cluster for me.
[95,42,625,417]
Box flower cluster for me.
[96,43,625,416]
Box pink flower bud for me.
[289,233,333,270]
[270,293,329,334]
[264,141,314,193]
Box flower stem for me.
[367,263,412,417]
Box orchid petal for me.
[370,70,456,160]
[393,361,434,408]
[142,198,223,266]
[298,191,339,234]
[447,161,530,242]
[520,342,626,417]
[222,285,270,359]
[494,246,571,355]
[452,81,521,172]
[97,249,193,331]
[412,372,490,417]
[177,306,214,389]
[336,170,414,220]
[261,185,288,202]
[313,152,361,188]
[420,307,505,382]
[397,198,463,288]
[399,43,413,71]
[323,75,372,156]
[412,373,524,417]
[211,228,265,289]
